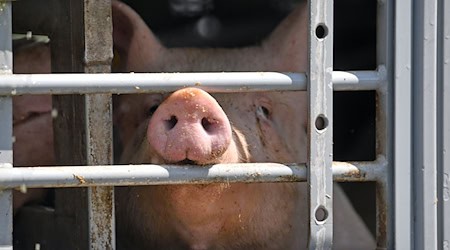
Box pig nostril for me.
[164,116,178,130]
[201,117,215,132]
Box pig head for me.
[115,88,308,249]
[112,1,374,249]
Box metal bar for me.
[0,99,12,250]
[0,1,13,250]
[0,70,385,95]
[307,0,334,247]
[333,158,387,182]
[332,69,385,91]
[0,161,386,189]
[88,187,114,250]
[375,178,389,250]
[393,0,413,248]
[413,0,439,247]
[438,0,450,247]
[376,0,394,247]
[86,94,115,250]
[83,0,115,249]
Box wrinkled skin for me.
[12,0,375,249]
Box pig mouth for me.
[175,159,199,165]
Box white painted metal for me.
[0,70,383,95]
[0,161,386,189]
[438,0,450,247]
[394,0,413,248]
[307,0,334,248]
[413,0,439,248]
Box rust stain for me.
[375,181,388,248]
[342,170,366,179]
[278,175,301,182]
[73,174,86,184]
[248,172,262,179]
[90,187,114,249]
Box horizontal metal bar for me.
[0,160,386,189]
[0,70,384,96]
[333,157,387,182]
[333,67,386,91]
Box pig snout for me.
[147,88,232,164]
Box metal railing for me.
[0,0,386,249]
[1,0,449,249]
[0,70,384,95]
[0,0,385,249]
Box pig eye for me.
[257,105,271,119]
[147,105,159,117]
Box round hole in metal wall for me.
[315,24,328,39]
[315,205,329,222]
[315,114,328,131]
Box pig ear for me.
[111,0,165,72]
[262,1,308,72]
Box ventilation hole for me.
[165,116,178,130]
[315,24,328,39]
[315,205,328,222]
[315,115,328,131]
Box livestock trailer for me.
[0,0,448,249]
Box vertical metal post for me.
[393,0,412,249]
[51,0,114,249]
[413,0,439,248]
[0,2,13,250]
[438,0,450,247]
[84,0,114,249]
[307,0,333,248]
[377,0,395,247]
[0,100,13,250]
[85,92,115,250]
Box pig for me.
[10,0,375,248]
[12,43,53,213]
[112,1,375,249]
